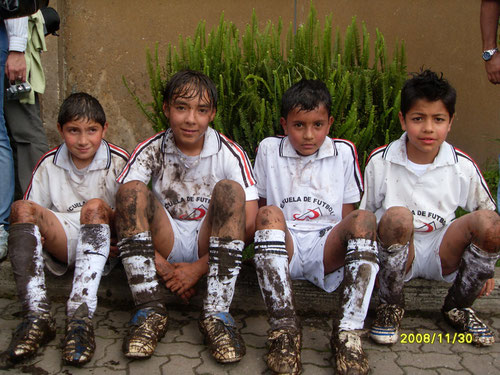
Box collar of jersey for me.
[280,136,336,159]
[53,140,111,171]
[384,132,457,169]
[161,127,219,157]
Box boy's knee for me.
[9,200,38,224]
[80,199,111,224]
[469,210,500,252]
[255,205,285,230]
[211,179,245,211]
[347,209,377,239]
[378,206,413,246]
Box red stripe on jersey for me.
[333,138,364,187]
[108,143,130,159]
[220,133,255,186]
[24,146,60,200]
[117,132,164,182]
[367,144,387,162]
[454,147,494,199]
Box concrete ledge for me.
[0,261,498,315]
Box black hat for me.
[41,7,60,36]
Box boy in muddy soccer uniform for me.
[361,70,499,347]
[115,70,258,362]
[252,79,379,375]
[4,93,129,366]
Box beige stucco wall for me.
[41,0,499,165]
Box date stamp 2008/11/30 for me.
[400,332,473,344]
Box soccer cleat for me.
[442,307,495,347]
[330,330,369,375]
[199,312,246,363]
[370,303,405,345]
[122,307,169,359]
[265,327,302,375]
[62,303,95,366]
[7,312,56,361]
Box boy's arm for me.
[245,199,258,243]
[342,203,356,218]
[481,0,500,83]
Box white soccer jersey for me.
[254,136,363,231]
[360,132,496,233]
[117,127,258,221]
[24,141,129,212]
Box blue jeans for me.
[0,21,14,228]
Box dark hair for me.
[281,79,332,118]
[163,70,218,109]
[401,69,456,118]
[57,92,106,127]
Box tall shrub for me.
[125,5,407,165]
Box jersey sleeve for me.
[253,141,268,200]
[339,141,363,204]
[24,159,52,208]
[460,158,496,212]
[359,155,382,212]
[116,135,162,185]
[219,135,258,201]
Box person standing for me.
[0,16,28,260]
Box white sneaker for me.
[0,225,8,261]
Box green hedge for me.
[124,5,407,165]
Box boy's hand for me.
[155,252,196,303]
[478,278,495,298]
[109,237,119,258]
[164,262,202,296]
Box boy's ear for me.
[447,114,455,131]
[57,123,63,137]
[398,111,406,131]
[102,122,109,137]
[280,117,288,135]
[209,107,216,122]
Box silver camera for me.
[6,82,32,100]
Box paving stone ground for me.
[0,298,498,374]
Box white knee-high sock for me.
[338,238,379,332]
[378,242,409,306]
[203,237,244,316]
[8,223,50,314]
[443,242,499,312]
[119,231,165,310]
[254,229,298,331]
[67,224,110,318]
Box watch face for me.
[483,51,492,61]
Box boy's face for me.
[399,99,453,164]
[280,104,333,156]
[163,91,216,156]
[57,119,107,169]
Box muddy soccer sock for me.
[119,231,165,311]
[443,242,499,312]
[338,238,379,331]
[254,229,298,331]
[67,224,110,318]
[8,223,50,314]
[378,242,409,306]
[203,237,244,316]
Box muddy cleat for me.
[331,330,369,375]
[370,303,404,345]
[266,327,302,374]
[442,307,495,347]
[62,304,95,366]
[7,312,56,361]
[199,312,246,363]
[122,307,169,359]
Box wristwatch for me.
[482,48,498,61]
